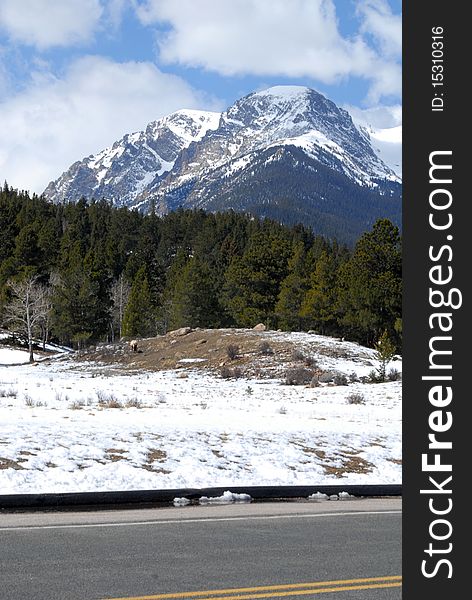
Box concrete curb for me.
[0,485,401,511]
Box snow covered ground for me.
[0,333,401,494]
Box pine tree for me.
[336,219,402,347]
[275,241,309,331]
[224,231,291,327]
[300,249,340,335]
[374,329,397,381]
[50,245,110,348]
[168,255,222,329]
[13,223,42,273]
[122,266,154,337]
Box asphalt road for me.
[0,499,401,600]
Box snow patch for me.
[173,497,191,507]
[198,491,252,505]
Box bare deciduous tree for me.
[3,275,51,362]
[111,274,131,340]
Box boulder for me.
[253,323,266,331]
[168,327,192,337]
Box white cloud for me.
[346,102,402,177]
[135,0,401,101]
[0,0,103,49]
[357,0,401,58]
[105,0,130,30]
[345,103,402,129]
[0,56,222,193]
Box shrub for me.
[387,368,402,381]
[97,391,122,408]
[346,393,365,405]
[226,344,240,360]
[285,367,314,385]
[333,373,348,386]
[303,355,318,368]
[318,371,335,383]
[220,366,243,379]
[70,399,85,410]
[125,397,143,408]
[258,341,274,355]
[24,394,34,407]
[106,397,122,408]
[0,387,17,398]
[368,369,383,384]
[220,367,232,379]
[291,348,306,362]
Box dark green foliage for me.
[224,230,292,328]
[300,249,343,335]
[0,184,402,350]
[122,266,154,337]
[170,145,402,247]
[374,329,397,382]
[336,219,402,347]
[167,254,222,330]
[275,241,310,331]
[50,246,111,347]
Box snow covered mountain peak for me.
[43,86,401,243]
[155,85,400,196]
[146,109,221,143]
[253,84,311,98]
[43,109,220,207]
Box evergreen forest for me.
[0,183,402,353]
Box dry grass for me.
[146,448,167,462]
[105,448,126,462]
[0,457,25,470]
[292,441,375,477]
[322,453,374,477]
[74,329,323,378]
[142,448,171,473]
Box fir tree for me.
[336,219,402,346]
[300,249,340,335]
[275,241,309,331]
[224,231,291,327]
[50,245,109,347]
[168,255,222,329]
[122,266,154,337]
[374,329,397,381]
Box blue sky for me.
[0,0,401,194]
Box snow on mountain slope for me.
[149,86,399,205]
[367,125,402,178]
[43,110,220,207]
[42,86,401,243]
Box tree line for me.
[0,183,402,356]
